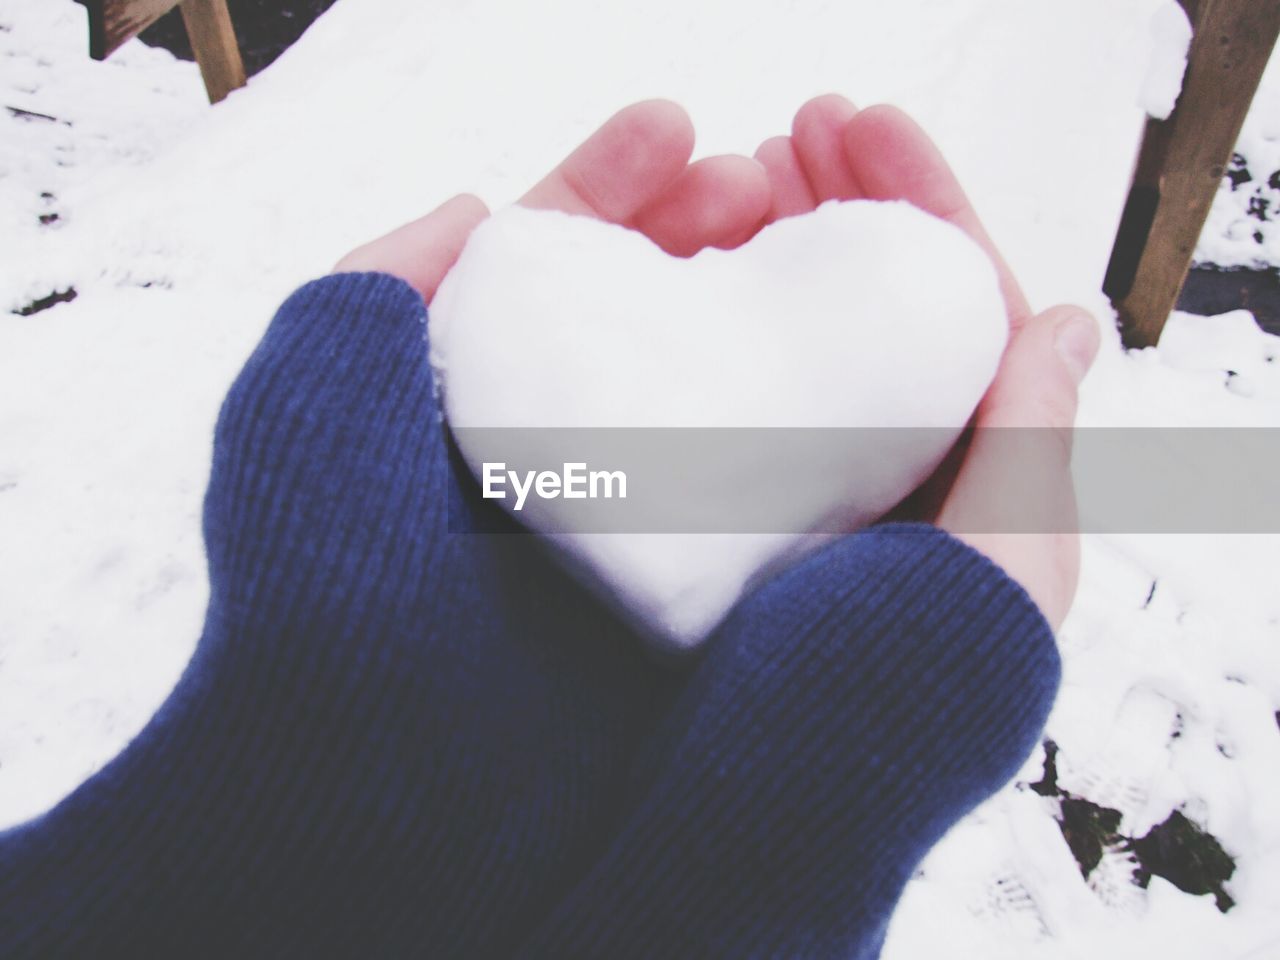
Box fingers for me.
[333,193,490,303]
[935,306,1100,629]
[520,99,695,223]
[841,105,1033,326]
[632,155,771,257]
[754,136,818,221]
[333,99,1035,321]
[790,94,863,202]
[523,103,768,255]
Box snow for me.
[431,201,1004,648]
[2,0,1279,956]
[1139,1,1192,121]
[1195,50,1280,269]
[1156,310,1280,401]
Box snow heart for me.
[429,200,1007,652]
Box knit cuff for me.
[717,520,1062,805]
[513,521,1062,959]
[715,518,1063,837]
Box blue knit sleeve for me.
[0,272,1060,960]
[0,273,675,958]
[515,523,1061,959]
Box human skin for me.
[335,95,1100,630]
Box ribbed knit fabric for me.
[516,525,1060,960]
[0,274,678,957]
[0,272,1061,959]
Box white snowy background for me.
[2,0,1279,957]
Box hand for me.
[334,98,774,296]
[337,96,1099,631]
[749,95,1098,630]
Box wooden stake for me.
[78,0,247,105]
[78,0,181,59]
[179,0,247,104]
[1103,0,1280,348]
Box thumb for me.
[935,305,1100,629]
[979,304,1099,433]
[333,193,490,303]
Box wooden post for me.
[1103,0,1280,348]
[179,0,246,104]
[78,0,181,58]
[77,0,246,105]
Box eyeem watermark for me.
[482,462,628,511]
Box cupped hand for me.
[334,99,773,297]
[336,95,1099,631]
[753,94,1098,629]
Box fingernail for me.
[1054,313,1099,385]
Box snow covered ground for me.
[2,0,1279,956]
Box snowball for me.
[1140,2,1192,121]
[429,200,1006,651]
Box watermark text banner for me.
[447,427,1280,534]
